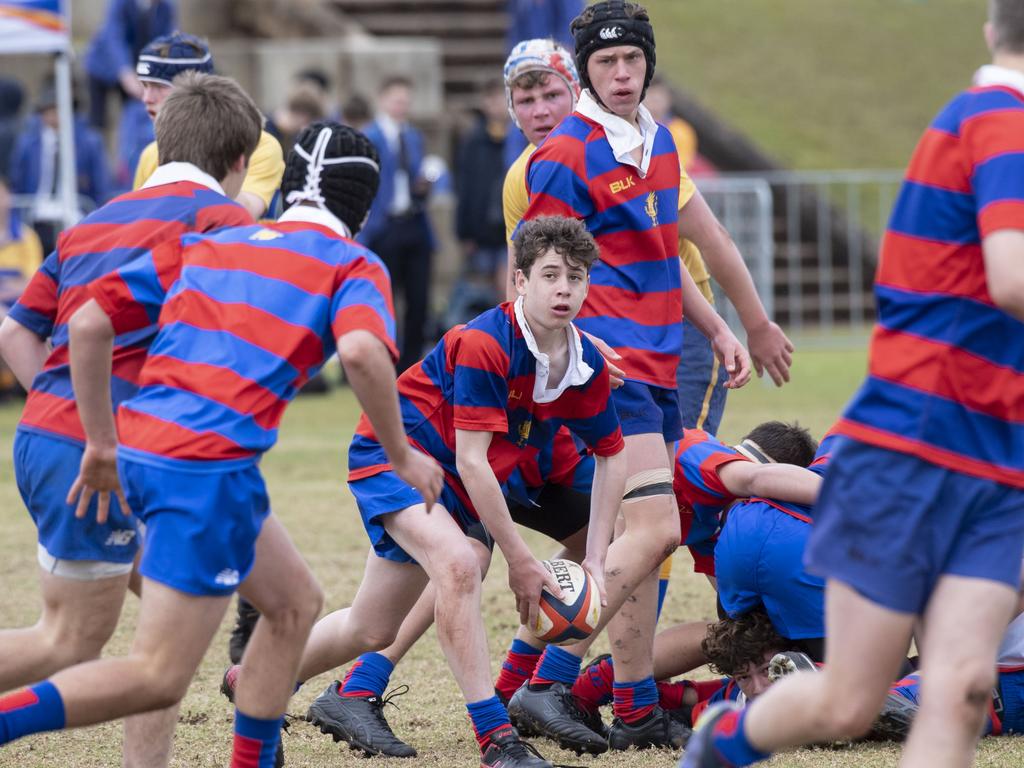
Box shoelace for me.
[368,684,411,740]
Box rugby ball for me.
[528,559,601,645]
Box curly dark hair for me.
[701,611,788,678]
[513,216,600,276]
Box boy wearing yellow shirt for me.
[132,32,283,219]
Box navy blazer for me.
[359,118,432,246]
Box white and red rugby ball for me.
[529,559,601,645]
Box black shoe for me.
[228,597,261,664]
[507,682,608,755]
[219,666,286,767]
[480,726,552,768]
[307,681,417,757]
[608,706,690,751]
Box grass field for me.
[642,0,989,171]
[1,343,1022,767]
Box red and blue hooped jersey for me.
[837,84,1024,489]
[673,429,750,546]
[522,113,682,389]
[10,181,250,445]
[349,302,623,518]
[90,220,396,465]
[506,427,594,507]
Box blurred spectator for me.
[341,93,372,132]
[83,0,176,130]
[0,176,43,397]
[455,78,509,299]
[9,83,112,254]
[0,78,25,180]
[267,81,327,156]
[360,75,435,373]
[643,75,700,170]
[132,32,284,220]
[505,0,583,52]
[115,98,154,193]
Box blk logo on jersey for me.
[609,175,636,194]
[599,25,624,40]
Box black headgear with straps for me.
[281,121,380,236]
[571,1,656,99]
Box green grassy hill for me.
[643,0,989,169]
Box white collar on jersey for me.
[141,161,225,195]
[974,64,1024,98]
[513,296,594,404]
[277,204,352,239]
[575,88,658,177]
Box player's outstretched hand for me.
[582,331,625,388]
[66,442,129,524]
[747,320,793,386]
[712,329,752,389]
[393,447,444,512]
[581,557,607,608]
[510,556,563,628]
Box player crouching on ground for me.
[226,215,627,768]
[0,121,443,767]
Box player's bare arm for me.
[982,230,1024,322]
[679,190,793,386]
[65,299,128,524]
[338,329,443,510]
[717,461,823,507]
[455,427,562,627]
[0,316,48,390]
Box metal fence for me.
[697,170,904,336]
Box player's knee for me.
[437,555,480,598]
[939,658,997,713]
[259,578,324,633]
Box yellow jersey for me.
[133,130,285,212]
[0,222,43,279]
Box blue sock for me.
[612,675,658,723]
[467,695,511,751]
[509,638,540,656]
[341,652,394,697]
[711,707,770,766]
[232,709,283,768]
[530,644,583,686]
[0,682,66,744]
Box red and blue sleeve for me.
[450,328,511,433]
[563,359,624,457]
[330,253,399,363]
[522,136,595,225]
[90,240,182,335]
[8,250,59,338]
[964,103,1024,237]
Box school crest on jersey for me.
[516,419,532,447]
[645,191,659,227]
